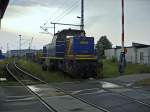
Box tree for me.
[96,35,112,59]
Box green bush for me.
[102,60,119,78]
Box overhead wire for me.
[41,0,80,35]
[54,1,80,22]
[43,0,73,26]
[52,0,80,22]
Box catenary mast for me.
[81,0,84,30]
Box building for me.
[6,49,42,57]
[105,43,150,64]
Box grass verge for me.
[18,59,150,80]
[102,60,150,78]
[18,59,74,83]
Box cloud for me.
[10,0,54,7]
[2,0,150,49]
[6,0,81,20]
[4,5,31,18]
[9,0,77,8]
[0,30,51,52]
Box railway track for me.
[6,62,58,112]
[6,62,110,112]
[102,84,150,108]
[6,61,150,112]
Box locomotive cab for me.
[65,35,97,78]
[66,36,95,58]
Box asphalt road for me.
[0,86,51,112]
[104,73,150,86]
[52,81,150,112]
[0,85,103,112]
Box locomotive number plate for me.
[80,41,88,45]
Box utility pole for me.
[29,37,33,52]
[6,43,9,57]
[122,0,124,51]
[19,34,22,57]
[54,23,56,35]
[51,22,56,35]
[119,0,126,75]
[81,0,84,31]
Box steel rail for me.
[15,60,150,112]
[103,86,150,108]
[100,79,150,108]
[14,61,150,110]
[14,62,110,112]
[6,63,58,112]
[14,62,46,84]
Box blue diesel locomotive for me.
[41,29,97,78]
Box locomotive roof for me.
[55,29,85,36]
[43,29,86,48]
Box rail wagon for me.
[41,29,97,78]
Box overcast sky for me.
[0,0,150,52]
